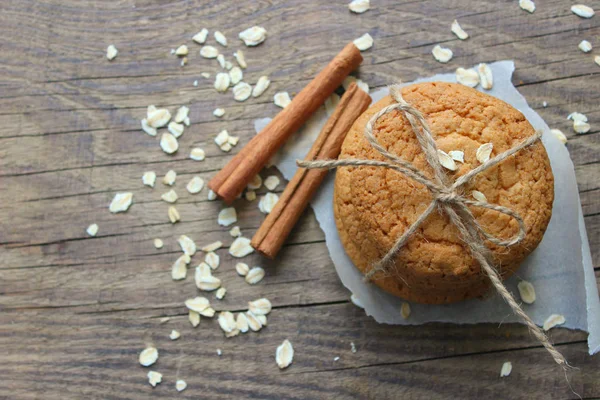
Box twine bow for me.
[298,85,567,367]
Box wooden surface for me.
[0,0,598,398]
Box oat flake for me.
[264,175,280,190]
[519,0,535,13]
[193,28,209,44]
[451,20,469,40]
[276,340,294,369]
[142,171,156,187]
[161,189,178,203]
[139,347,159,367]
[154,238,163,249]
[234,50,247,68]
[233,82,252,102]
[239,26,267,46]
[229,67,243,85]
[353,33,373,51]
[517,280,536,304]
[160,133,179,154]
[190,148,206,161]
[178,235,196,256]
[186,176,204,194]
[571,4,595,18]
[477,63,493,90]
[236,262,250,276]
[500,361,512,377]
[437,150,458,171]
[229,237,254,257]
[106,45,118,60]
[432,45,453,63]
[348,0,369,13]
[245,267,265,285]
[86,223,98,237]
[274,92,292,108]
[147,371,162,387]
[543,314,565,331]
[202,241,223,252]
[476,143,493,163]
[252,76,270,97]
[455,67,480,88]
[109,192,133,213]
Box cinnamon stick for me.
[208,42,363,204]
[251,83,371,258]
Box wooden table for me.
[1,1,598,398]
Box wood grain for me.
[0,0,598,398]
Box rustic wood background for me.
[0,0,598,398]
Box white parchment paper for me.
[255,61,600,354]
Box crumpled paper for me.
[254,61,600,354]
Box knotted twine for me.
[297,85,567,367]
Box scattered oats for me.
[201,72,211,79]
[248,298,271,315]
[334,356,340,362]
[208,189,217,201]
[247,174,263,190]
[448,150,464,163]
[245,267,265,285]
[551,129,567,144]
[220,142,232,152]
[401,302,411,319]
[245,190,257,201]
[159,317,170,324]
[229,237,254,257]
[109,192,133,213]
[147,107,171,128]
[264,175,280,191]
[154,238,163,249]
[193,28,209,44]
[174,106,189,124]
[472,190,487,203]
[229,67,243,86]
[86,223,99,237]
[142,171,157,187]
[200,45,219,59]
[147,371,162,387]
[218,311,238,335]
[217,348,222,356]
[543,101,548,107]
[595,55,600,67]
[160,133,179,154]
[106,44,118,60]
[325,93,341,116]
[229,226,241,237]
[163,170,177,186]
[348,0,370,13]
[245,311,262,331]
[202,241,223,252]
[353,33,373,51]
[519,0,535,13]
[258,192,279,214]
[214,130,229,146]
[579,40,592,53]
[175,45,189,56]
[456,67,480,88]
[274,91,292,108]
[451,20,469,40]
[193,80,198,87]
[477,63,493,90]
[217,54,226,69]
[351,294,364,309]
[141,119,157,136]
[571,4,595,18]
[139,347,159,367]
[573,119,591,134]
[200,307,215,318]
[432,45,453,63]
[186,176,205,194]
[543,314,566,331]
[215,72,231,92]
[351,342,357,353]
[168,206,180,223]
[216,287,227,300]
[189,310,200,327]
[211,108,225,119]
[218,207,237,226]
[437,149,458,171]
[251,76,271,98]
[169,329,181,340]
[236,262,250,276]
[167,121,184,138]
[178,235,196,256]
[205,252,220,270]
[176,380,187,392]
[568,112,588,122]
[227,135,239,146]
[233,82,252,102]
[171,255,188,280]
[276,340,294,369]
[161,189,178,203]
[190,148,206,161]
[214,31,228,47]
[517,280,536,304]
[236,313,249,333]
[239,26,267,46]
[234,50,247,68]
[185,296,210,313]
[476,143,493,163]
[195,265,221,291]
[500,361,512,377]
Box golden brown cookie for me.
[334,82,554,304]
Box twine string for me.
[297,84,567,367]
